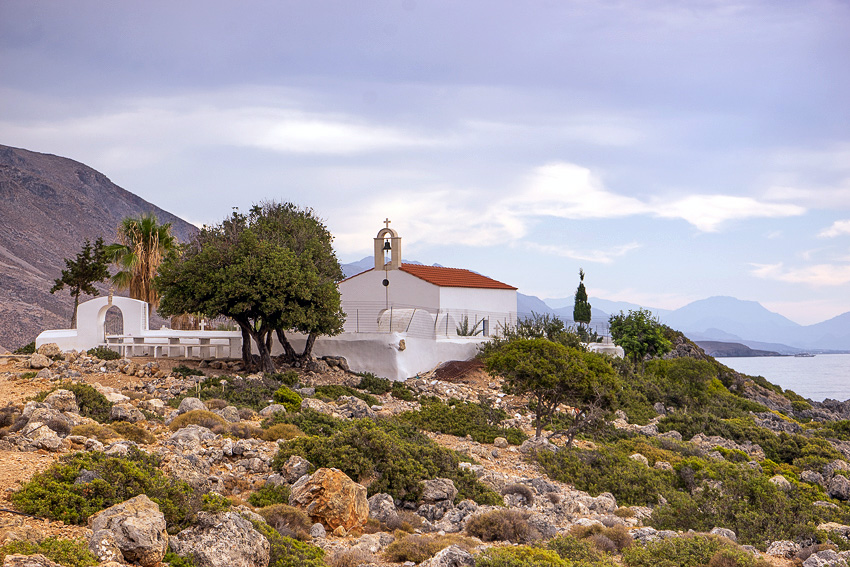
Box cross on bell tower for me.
[374,219,401,271]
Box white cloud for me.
[751,262,850,286]
[819,219,850,238]
[524,241,641,264]
[654,195,805,232]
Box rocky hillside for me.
[0,145,197,351]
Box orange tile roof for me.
[399,263,517,290]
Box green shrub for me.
[20,371,37,380]
[170,374,282,411]
[622,534,769,567]
[226,422,264,439]
[70,423,119,442]
[547,535,618,566]
[169,409,229,432]
[465,509,539,543]
[109,421,156,444]
[273,387,303,413]
[14,341,36,354]
[261,423,304,442]
[172,365,205,377]
[163,550,197,567]
[35,383,113,423]
[11,448,197,529]
[356,373,392,394]
[570,523,633,552]
[398,398,527,445]
[273,418,501,504]
[0,537,97,567]
[258,504,312,540]
[314,384,378,406]
[383,533,477,563]
[87,346,121,360]
[250,519,327,567]
[391,381,416,401]
[475,546,569,567]
[201,492,231,512]
[263,409,345,437]
[269,370,300,387]
[248,484,292,508]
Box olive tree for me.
[484,338,620,446]
[608,308,673,369]
[156,203,344,373]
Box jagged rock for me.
[829,475,850,501]
[28,354,52,370]
[824,460,850,478]
[177,397,206,415]
[802,470,825,485]
[754,412,803,434]
[493,437,509,449]
[815,501,841,510]
[710,527,737,542]
[35,368,52,380]
[170,511,270,567]
[770,475,793,491]
[421,478,458,504]
[289,468,369,531]
[818,522,850,538]
[418,545,475,567]
[417,501,453,522]
[300,398,336,416]
[42,389,78,413]
[658,430,682,441]
[310,523,326,538]
[527,513,557,538]
[216,406,241,422]
[110,402,145,423]
[653,402,667,415]
[766,540,800,558]
[3,555,62,567]
[519,437,557,454]
[36,343,62,358]
[322,355,349,372]
[630,527,659,543]
[168,425,218,447]
[257,405,285,419]
[337,396,375,419]
[803,550,848,567]
[630,453,649,466]
[282,455,312,484]
[161,454,211,490]
[654,461,674,471]
[87,494,168,567]
[139,398,167,415]
[368,493,399,527]
[690,433,765,461]
[88,530,125,564]
[21,422,63,451]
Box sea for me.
[716,353,850,402]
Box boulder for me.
[170,511,269,567]
[168,425,218,447]
[766,540,800,558]
[310,523,326,538]
[519,436,557,454]
[337,396,375,419]
[824,460,850,478]
[21,422,63,451]
[419,545,475,567]
[829,475,850,501]
[42,389,78,413]
[493,437,509,449]
[368,493,399,527]
[300,398,337,416]
[28,354,51,370]
[258,404,287,417]
[87,494,168,567]
[710,527,737,542]
[420,478,458,504]
[216,406,241,422]
[178,397,207,415]
[110,402,145,423]
[289,468,369,531]
[281,455,312,484]
[803,550,848,567]
[769,475,793,491]
[629,453,649,466]
[801,470,825,485]
[3,555,62,567]
[36,343,62,358]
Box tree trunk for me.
[275,329,299,363]
[240,324,252,366]
[301,333,317,360]
[249,326,275,374]
[71,293,80,329]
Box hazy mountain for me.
[0,144,197,350]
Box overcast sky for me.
[2,0,849,324]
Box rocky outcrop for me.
[3,555,62,567]
[87,494,168,566]
[289,468,369,532]
[170,511,270,567]
[419,545,475,567]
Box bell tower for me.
[374,218,401,271]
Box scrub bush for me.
[622,534,771,567]
[0,537,97,567]
[263,408,345,437]
[168,409,228,431]
[314,385,378,406]
[383,533,477,563]
[547,535,618,567]
[250,520,327,567]
[258,504,312,541]
[398,398,527,445]
[248,484,291,508]
[273,387,303,413]
[87,346,121,360]
[35,383,113,423]
[475,546,569,567]
[465,509,539,543]
[170,374,282,411]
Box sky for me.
[1,0,849,325]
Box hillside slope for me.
[0,144,197,350]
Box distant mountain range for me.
[0,144,198,351]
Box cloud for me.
[751,262,850,286]
[524,241,641,264]
[654,195,805,232]
[819,219,850,238]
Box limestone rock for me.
[216,406,241,422]
[300,398,337,416]
[310,523,326,538]
[28,354,51,370]
[802,470,825,485]
[87,494,168,567]
[766,540,800,558]
[493,437,509,449]
[258,404,287,417]
[282,455,312,484]
[178,397,206,415]
[519,436,557,454]
[803,550,848,567]
[710,527,737,542]
[169,425,218,447]
[170,511,269,567]
[289,468,369,531]
[88,529,124,564]
[421,478,458,504]
[42,389,78,413]
[769,475,793,491]
[629,453,649,466]
[337,396,375,419]
[830,475,850,501]
[368,493,399,527]
[110,402,145,423]
[824,460,850,478]
[3,555,62,567]
[419,545,475,567]
[36,343,62,358]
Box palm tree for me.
[104,213,177,307]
